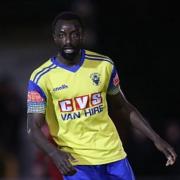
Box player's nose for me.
[65,35,71,45]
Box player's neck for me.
[57,51,82,66]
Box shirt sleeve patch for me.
[107,66,120,95]
[28,80,47,100]
[28,91,44,102]
[27,102,46,113]
[27,91,46,113]
[27,80,47,113]
[113,73,120,87]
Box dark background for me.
[0,0,179,179]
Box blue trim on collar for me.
[51,49,85,72]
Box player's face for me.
[53,19,83,61]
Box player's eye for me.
[58,33,65,38]
[72,32,80,39]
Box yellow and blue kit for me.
[27,49,127,165]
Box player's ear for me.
[53,34,58,42]
[53,33,56,40]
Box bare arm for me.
[27,113,77,175]
[107,89,177,166]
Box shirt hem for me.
[71,153,127,166]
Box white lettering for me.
[75,96,89,110]
[59,100,73,112]
[91,93,102,106]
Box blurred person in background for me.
[0,75,24,178]
[27,11,177,180]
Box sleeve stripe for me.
[85,53,108,59]
[85,56,114,65]
[33,63,54,82]
[85,54,113,61]
[35,65,57,84]
[33,63,57,83]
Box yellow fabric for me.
[29,49,126,165]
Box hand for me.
[154,136,177,166]
[49,150,78,176]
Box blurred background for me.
[0,0,179,179]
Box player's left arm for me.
[107,65,177,166]
[107,89,177,166]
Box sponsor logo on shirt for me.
[58,92,104,120]
[53,84,68,91]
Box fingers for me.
[67,153,78,162]
[169,148,177,161]
[52,151,78,175]
[57,159,77,176]
[166,156,175,166]
[63,160,77,175]
[163,147,177,166]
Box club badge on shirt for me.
[90,73,101,86]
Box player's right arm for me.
[27,79,77,176]
[27,113,77,176]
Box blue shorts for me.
[63,158,135,180]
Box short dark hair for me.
[52,11,83,34]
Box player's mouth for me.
[63,47,75,54]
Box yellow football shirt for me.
[27,49,127,165]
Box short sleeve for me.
[107,66,120,95]
[27,80,47,113]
